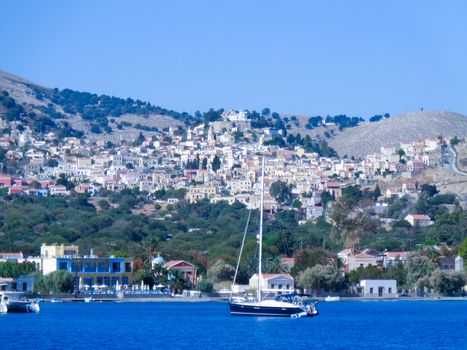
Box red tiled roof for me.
[409,214,431,220]
[280,258,295,266]
[0,252,23,258]
[384,252,408,258]
[261,273,293,279]
[164,260,196,268]
[353,253,378,259]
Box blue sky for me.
[1,1,466,117]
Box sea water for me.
[0,301,465,349]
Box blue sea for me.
[1,301,466,349]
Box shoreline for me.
[36,295,467,303]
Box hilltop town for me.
[0,103,464,215]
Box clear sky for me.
[1,0,466,117]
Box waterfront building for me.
[42,255,133,287]
[164,260,198,287]
[15,275,35,292]
[249,273,294,293]
[359,279,398,298]
[40,244,133,287]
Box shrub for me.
[197,279,214,292]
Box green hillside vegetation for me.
[0,90,84,138]
[32,87,196,132]
[0,183,464,288]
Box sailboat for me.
[229,158,318,318]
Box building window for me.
[59,262,68,270]
[278,284,283,290]
[71,262,78,272]
[271,284,275,289]
[112,262,121,273]
[83,263,89,272]
[370,287,373,294]
[125,262,132,273]
[122,277,129,285]
[388,288,392,294]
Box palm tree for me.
[152,263,168,285]
[168,269,188,294]
[263,256,287,273]
[139,237,161,267]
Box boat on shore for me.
[325,296,340,302]
[229,158,318,318]
[0,292,40,313]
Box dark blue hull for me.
[5,302,37,313]
[229,302,307,317]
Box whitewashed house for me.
[360,279,398,298]
[383,252,408,268]
[249,273,294,293]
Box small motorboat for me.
[0,292,40,313]
[325,296,340,302]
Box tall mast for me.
[257,157,265,301]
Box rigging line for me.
[231,206,252,294]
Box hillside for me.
[328,111,467,157]
[0,70,186,141]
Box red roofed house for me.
[74,183,91,194]
[8,187,24,195]
[249,273,295,293]
[0,138,11,148]
[382,252,408,268]
[0,252,24,262]
[280,257,295,272]
[0,174,14,187]
[348,249,382,272]
[326,181,342,198]
[404,214,433,227]
[164,260,198,287]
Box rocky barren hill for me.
[0,70,184,142]
[328,111,467,157]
